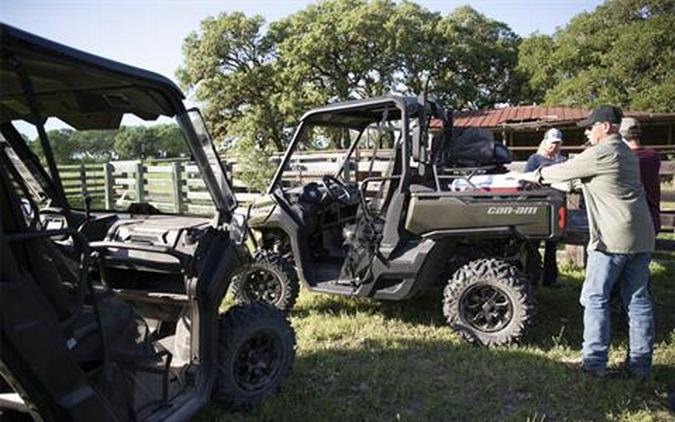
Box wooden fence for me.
[59,160,218,215]
[55,152,674,265]
[57,151,397,214]
[58,152,675,222]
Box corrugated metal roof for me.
[453,105,675,129]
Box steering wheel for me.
[321,175,352,204]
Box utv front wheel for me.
[231,252,299,312]
[443,259,532,346]
[214,302,296,410]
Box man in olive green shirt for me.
[517,105,655,378]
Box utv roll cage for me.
[268,95,449,254]
[271,95,448,194]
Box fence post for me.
[103,163,114,209]
[565,244,587,267]
[135,161,145,203]
[171,161,183,214]
[78,163,87,206]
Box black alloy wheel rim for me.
[233,330,283,392]
[460,284,514,332]
[244,269,283,304]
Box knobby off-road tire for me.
[214,302,296,411]
[230,251,299,312]
[442,258,533,346]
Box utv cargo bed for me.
[405,189,566,240]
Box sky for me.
[2,0,606,88]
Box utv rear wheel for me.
[443,259,532,346]
[214,302,296,411]
[231,252,299,312]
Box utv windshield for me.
[180,109,237,212]
[3,113,229,215]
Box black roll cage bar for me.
[6,53,69,208]
[268,96,413,196]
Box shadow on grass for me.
[524,261,675,348]
[196,337,675,422]
[292,262,675,350]
[201,263,675,420]
[292,288,447,326]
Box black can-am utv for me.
[233,96,566,346]
[0,24,294,421]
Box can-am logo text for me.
[487,206,538,215]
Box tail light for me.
[558,206,566,230]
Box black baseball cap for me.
[576,105,623,127]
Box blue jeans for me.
[580,250,654,377]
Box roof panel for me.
[454,105,674,128]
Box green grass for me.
[197,260,675,422]
[655,232,675,261]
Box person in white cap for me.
[525,128,566,173]
[524,127,566,287]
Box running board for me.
[111,288,190,304]
[307,280,358,296]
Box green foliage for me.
[177,5,520,129]
[33,123,189,163]
[516,34,556,104]
[30,128,116,164]
[155,124,189,158]
[176,1,524,190]
[232,137,276,193]
[71,130,117,162]
[113,126,159,160]
[30,129,79,164]
[270,1,522,109]
[269,0,401,100]
[434,6,523,108]
[113,124,189,160]
[517,0,675,111]
[176,12,286,152]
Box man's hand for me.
[508,171,540,184]
[550,182,573,192]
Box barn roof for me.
[453,105,675,129]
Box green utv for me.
[0,24,294,422]
[233,96,567,346]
